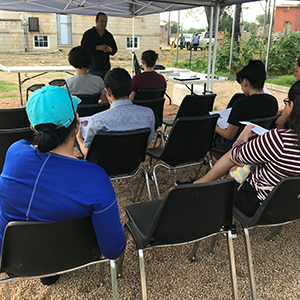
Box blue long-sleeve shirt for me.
[0,140,126,259]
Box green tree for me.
[243,21,255,32]
[256,13,270,25]
[185,27,206,34]
[219,7,233,32]
[170,21,181,34]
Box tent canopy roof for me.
[0,0,260,17]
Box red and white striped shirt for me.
[231,128,300,204]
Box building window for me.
[33,35,50,49]
[165,26,168,31]
[283,9,287,12]
[126,37,140,49]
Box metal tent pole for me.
[211,3,220,92]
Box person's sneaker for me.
[231,224,238,239]
[40,275,60,286]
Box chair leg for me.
[110,260,119,300]
[138,249,147,300]
[117,226,129,278]
[207,235,219,254]
[227,231,239,300]
[99,260,106,286]
[265,225,282,241]
[189,241,200,262]
[244,228,257,300]
[152,165,161,199]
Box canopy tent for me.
[0,0,260,17]
[0,0,264,93]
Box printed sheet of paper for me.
[209,108,232,129]
[79,116,90,140]
[240,121,269,135]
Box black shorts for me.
[234,181,260,217]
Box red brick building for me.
[274,5,300,33]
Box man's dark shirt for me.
[81,27,117,71]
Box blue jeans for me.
[88,69,109,80]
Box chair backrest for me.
[0,127,34,173]
[133,98,165,130]
[175,94,216,119]
[148,179,236,246]
[74,93,101,105]
[0,216,101,277]
[0,108,30,129]
[86,128,150,177]
[248,177,300,227]
[77,103,110,117]
[26,83,45,101]
[160,115,219,166]
[134,88,166,100]
[49,79,66,86]
[249,113,280,130]
[133,53,142,75]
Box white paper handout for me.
[209,108,232,129]
[240,121,269,135]
[79,116,91,140]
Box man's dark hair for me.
[68,46,91,69]
[96,12,107,21]
[296,57,300,68]
[141,50,158,68]
[104,68,132,99]
[236,60,266,90]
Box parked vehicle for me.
[197,32,215,49]
[169,34,193,49]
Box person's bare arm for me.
[129,91,135,101]
[76,127,88,157]
[215,123,239,140]
[99,94,109,104]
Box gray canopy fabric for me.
[0,0,259,17]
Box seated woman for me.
[196,81,300,217]
[129,50,166,100]
[0,86,126,284]
[64,46,108,103]
[213,60,278,152]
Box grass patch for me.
[0,80,19,99]
[0,80,17,92]
[266,75,296,87]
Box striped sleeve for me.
[232,129,284,165]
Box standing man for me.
[192,33,199,51]
[179,33,185,50]
[81,12,117,80]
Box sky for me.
[160,0,299,30]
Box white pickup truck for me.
[197,31,215,49]
[170,32,215,50]
[169,34,193,49]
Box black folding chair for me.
[0,216,119,300]
[133,98,165,131]
[86,128,152,201]
[77,103,110,117]
[211,113,280,160]
[233,176,300,300]
[147,115,219,199]
[0,127,33,172]
[74,93,101,105]
[162,93,216,139]
[26,83,45,101]
[118,179,238,300]
[49,79,66,86]
[0,108,30,129]
[134,88,166,100]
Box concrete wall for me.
[0,10,160,53]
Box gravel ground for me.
[0,51,298,300]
